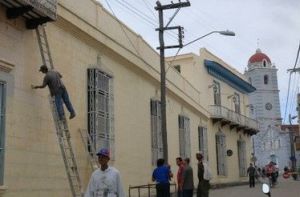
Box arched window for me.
[263,60,267,67]
[264,75,269,84]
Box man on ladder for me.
[32,64,76,120]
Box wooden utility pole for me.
[155,0,190,163]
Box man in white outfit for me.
[85,148,125,197]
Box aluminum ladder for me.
[36,25,82,197]
[79,129,99,171]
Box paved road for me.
[205,178,300,197]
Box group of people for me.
[152,152,212,197]
[247,161,279,188]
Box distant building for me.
[167,49,258,184]
[245,49,291,170]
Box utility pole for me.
[155,1,190,163]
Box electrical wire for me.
[141,0,157,20]
[112,0,179,40]
[283,42,300,123]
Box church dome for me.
[248,48,271,64]
[247,48,272,70]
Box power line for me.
[141,0,157,20]
[283,41,300,123]
[112,0,179,40]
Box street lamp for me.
[183,30,235,47]
[161,30,235,162]
[169,30,236,65]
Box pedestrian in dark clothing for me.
[32,65,76,120]
[247,163,256,188]
[196,152,212,197]
[182,158,194,197]
[152,158,172,197]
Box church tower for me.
[244,49,290,169]
[244,48,281,129]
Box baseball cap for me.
[96,148,110,158]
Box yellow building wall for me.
[0,0,254,196]
[167,49,254,184]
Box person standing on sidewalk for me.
[176,157,184,197]
[152,158,172,197]
[247,163,256,188]
[196,152,212,197]
[182,158,194,197]
[84,148,125,197]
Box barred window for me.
[237,140,247,177]
[150,99,163,165]
[0,82,6,185]
[216,131,227,176]
[87,68,114,159]
[198,126,208,161]
[178,115,191,159]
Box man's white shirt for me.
[85,166,125,197]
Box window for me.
[178,115,191,159]
[87,68,114,159]
[263,60,267,67]
[213,81,221,105]
[233,93,240,114]
[264,75,268,84]
[216,131,227,176]
[174,65,181,73]
[150,99,163,165]
[0,82,6,185]
[198,126,208,161]
[237,140,247,177]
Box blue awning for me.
[204,60,256,94]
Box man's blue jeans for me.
[54,87,75,119]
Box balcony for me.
[0,0,57,29]
[209,105,259,135]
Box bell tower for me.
[244,48,281,129]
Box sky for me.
[98,0,300,124]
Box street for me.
[207,177,300,197]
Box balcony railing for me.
[18,0,57,19]
[209,105,259,134]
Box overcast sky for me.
[98,0,300,124]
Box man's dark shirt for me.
[42,71,65,96]
[183,164,194,190]
[198,162,204,182]
[247,166,256,176]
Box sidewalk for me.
[196,177,300,197]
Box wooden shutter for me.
[216,131,226,176]
[150,100,163,165]
[238,140,247,176]
[179,115,191,159]
[198,126,208,161]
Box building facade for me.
[0,0,257,196]
[167,49,258,184]
[245,49,291,170]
